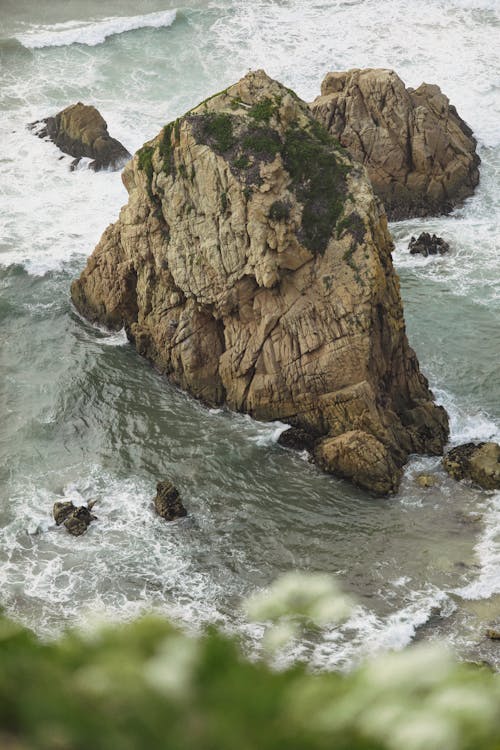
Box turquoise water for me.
[0,0,499,669]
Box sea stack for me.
[310,68,480,220]
[71,70,449,494]
[30,102,131,171]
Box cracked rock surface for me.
[71,69,449,494]
[311,68,480,220]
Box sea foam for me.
[15,9,177,49]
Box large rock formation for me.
[30,102,131,171]
[71,70,449,494]
[310,69,480,220]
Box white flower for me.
[144,634,200,700]
[244,572,353,626]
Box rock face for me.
[409,233,449,257]
[71,69,449,494]
[53,501,97,536]
[311,69,480,220]
[154,481,187,521]
[30,102,131,171]
[443,443,500,490]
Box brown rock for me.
[443,443,500,490]
[53,501,75,525]
[71,70,449,495]
[53,501,96,536]
[154,481,187,521]
[311,69,480,220]
[30,102,131,171]
[416,473,437,488]
[315,430,402,494]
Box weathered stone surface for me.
[154,481,187,521]
[71,69,449,495]
[315,430,402,494]
[30,102,131,171]
[311,69,480,220]
[443,443,500,490]
[53,501,97,536]
[409,233,449,257]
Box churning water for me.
[0,0,499,669]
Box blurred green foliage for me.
[1,611,500,750]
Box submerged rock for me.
[443,443,500,490]
[30,102,131,171]
[154,481,187,521]
[53,501,97,536]
[311,68,480,220]
[409,233,450,257]
[416,473,438,488]
[71,69,449,495]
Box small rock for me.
[53,501,75,525]
[278,427,318,452]
[486,629,500,641]
[443,442,500,490]
[409,233,450,257]
[416,473,437,488]
[29,102,131,171]
[53,501,97,536]
[154,481,187,522]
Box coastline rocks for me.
[53,501,97,536]
[71,69,449,495]
[30,102,131,171]
[409,233,450,257]
[443,443,500,490]
[154,481,187,521]
[278,427,318,453]
[311,69,480,220]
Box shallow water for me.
[0,0,499,668]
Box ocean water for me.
[0,0,499,669]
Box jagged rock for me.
[311,68,480,220]
[278,427,318,453]
[409,233,450,257]
[53,501,75,525]
[154,481,187,521]
[29,102,131,171]
[71,69,449,495]
[53,501,97,536]
[443,443,500,490]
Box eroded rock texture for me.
[30,102,131,171]
[311,69,480,220]
[71,70,449,494]
[443,443,500,490]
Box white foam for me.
[456,493,500,601]
[15,10,177,49]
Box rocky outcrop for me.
[30,102,131,171]
[443,443,500,490]
[409,233,449,257]
[53,501,97,536]
[154,481,187,521]
[311,69,480,220]
[71,70,449,494]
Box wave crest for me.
[15,9,177,49]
